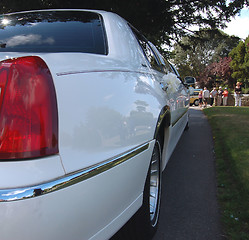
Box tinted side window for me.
[0,11,107,54]
[149,42,173,75]
[142,43,162,72]
[129,26,162,72]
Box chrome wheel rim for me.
[149,141,161,227]
[194,99,199,106]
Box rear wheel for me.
[130,139,162,239]
[194,99,199,106]
[148,140,162,228]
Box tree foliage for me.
[172,29,240,83]
[199,56,234,89]
[229,36,249,86]
[0,0,248,48]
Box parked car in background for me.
[184,76,196,86]
[190,89,202,106]
[0,9,189,240]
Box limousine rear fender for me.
[153,105,170,140]
[153,105,171,170]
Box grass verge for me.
[203,107,249,239]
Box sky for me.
[223,8,249,39]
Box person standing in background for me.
[217,86,223,106]
[202,87,210,108]
[234,82,242,107]
[210,87,217,106]
[222,88,229,106]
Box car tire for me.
[131,139,162,239]
[144,139,162,235]
[194,99,199,106]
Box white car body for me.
[0,9,189,240]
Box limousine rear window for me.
[0,11,107,54]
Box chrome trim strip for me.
[56,69,148,76]
[0,143,149,202]
[172,108,188,127]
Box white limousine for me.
[0,9,189,240]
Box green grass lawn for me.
[203,107,249,240]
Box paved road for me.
[153,107,222,240]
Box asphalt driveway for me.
[153,107,222,240]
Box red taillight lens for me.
[0,56,58,159]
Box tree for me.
[229,36,249,86]
[0,0,248,48]
[198,56,234,89]
[172,29,240,82]
[213,57,234,88]
[242,37,249,87]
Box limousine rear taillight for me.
[0,56,58,159]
